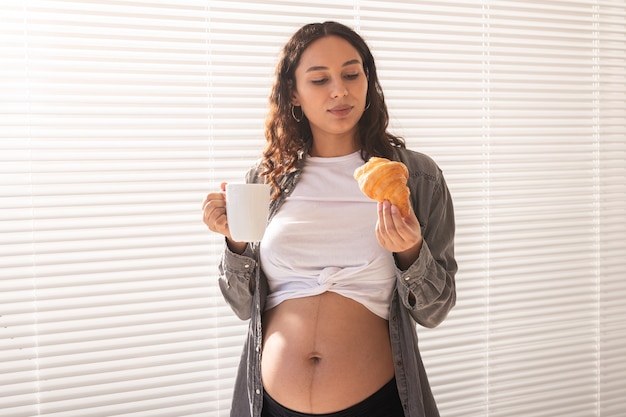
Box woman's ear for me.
[287,80,300,106]
[290,90,300,106]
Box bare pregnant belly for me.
[261,292,395,414]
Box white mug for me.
[225,183,271,242]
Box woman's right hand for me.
[201,182,247,254]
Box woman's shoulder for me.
[391,146,443,183]
[245,151,305,185]
[244,158,265,184]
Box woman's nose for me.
[331,81,348,98]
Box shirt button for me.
[244,264,250,269]
[404,276,410,281]
[255,389,261,395]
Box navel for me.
[308,353,323,364]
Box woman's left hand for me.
[376,200,423,269]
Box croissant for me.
[353,157,411,217]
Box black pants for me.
[261,378,405,417]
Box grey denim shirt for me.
[218,146,457,417]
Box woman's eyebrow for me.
[305,59,362,73]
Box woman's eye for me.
[310,73,359,85]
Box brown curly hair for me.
[261,21,406,198]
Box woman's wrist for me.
[226,238,248,255]
[394,238,423,271]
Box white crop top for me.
[259,151,397,319]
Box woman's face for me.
[292,35,368,145]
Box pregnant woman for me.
[202,21,457,417]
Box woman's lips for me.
[328,105,352,117]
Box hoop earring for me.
[291,105,303,122]
[364,99,371,111]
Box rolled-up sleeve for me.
[397,171,457,328]
[218,241,258,320]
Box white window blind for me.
[1,1,624,417]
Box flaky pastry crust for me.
[353,157,411,217]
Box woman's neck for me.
[309,137,359,158]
